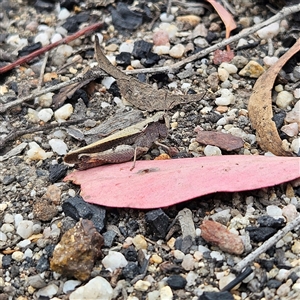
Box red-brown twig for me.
[0,22,104,74]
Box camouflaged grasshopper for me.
[64,112,168,170]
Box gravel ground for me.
[0,0,300,299]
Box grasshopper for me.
[64,112,168,170]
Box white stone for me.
[3,213,14,223]
[186,271,198,287]
[1,223,14,233]
[56,44,73,57]
[169,44,185,58]
[17,239,31,248]
[291,138,300,154]
[281,123,299,137]
[204,145,222,156]
[153,45,170,55]
[102,251,128,271]
[276,269,290,281]
[14,214,23,227]
[181,83,191,90]
[134,280,151,291]
[101,102,111,108]
[263,56,279,66]
[160,13,174,23]
[119,41,134,53]
[159,286,173,300]
[285,101,300,125]
[34,32,50,46]
[39,92,54,107]
[12,251,24,262]
[159,23,178,39]
[101,76,115,89]
[54,103,73,122]
[257,22,280,39]
[210,251,224,261]
[58,8,70,20]
[69,276,113,300]
[218,68,229,82]
[38,108,53,122]
[215,89,235,106]
[48,139,68,155]
[266,205,283,219]
[276,91,294,109]
[194,37,209,48]
[147,290,160,300]
[27,142,52,160]
[51,33,62,43]
[63,280,82,294]
[181,254,195,271]
[168,82,177,89]
[36,283,59,298]
[0,232,7,242]
[219,63,238,74]
[16,220,34,239]
[294,89,300,99]
[24,248,33,258]
[216,117,227,126]
[173,250,185,260]
[236,38,248,48]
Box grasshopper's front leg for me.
[76,145,148,170]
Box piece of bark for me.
[200,220,244,255]
[248,38,300,156]
[94,36,206,112]
[195,130,244,151]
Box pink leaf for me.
[64,156,300,209]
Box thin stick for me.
[0,69,105,113]
[125,3,300,75]
[0,22,104,74]
[37,52,49,91]
[233,215,300,273]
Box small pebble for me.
[63,280,81,294]
[219,62,238,74]
[219,273,239,290]
[218,68,229,82]
[119,40,134,53]
[204,145,222,156]
[39,92,54,107]
[239,61,265,78]
[152,45,170,55]
[132,234,148,250]
[160,13,174,23]
[27,108,39,123]
[194,37,209,48]
[69,276,113,300]
[36,283,59,298]
[176,15,200,28]
[159,286,173,300]
[257,22,280,39]
[12,251,24,262]
[102,251,128,271]
[276,91,294,109]
[134,280,151,291]
[282,204,298,222]
[38,108,53,122]
[27,142,52,160]
[169,44,185,58]
[153,30,169,46]
[16,220,33,239]
[181,254,195,271]
[285,101,300,125]
[291,138,299,154]
[263,56,279,66]
[54,103,73,122]
[281,123,299,137]
[56,44,73,57]
[266,205,283,219]
[102,76,115,89]
[49,139,68,155]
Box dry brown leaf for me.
[206,0,237,51]
[248,38,300,156]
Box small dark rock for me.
[145,209,169,239]
[61,216,77,233]
[34,0,55,11]
[2,255,12,268]
[122,262,140,280]
[123,246,138,261]
[205,31,218,44]
[62,196,106,233]
[102,230,117,248]
[167,275,187,290]
[174,237,183,251]
[272,111,286,129]
[49,164,68,183]
[62,17,79,33]
[10,265,19,278]
[295,186,300,197]
[246,226,277,242]
[18,42,42,57]
[110,2,143,31]
[257,215,285,229]
[60,0,80,10]
[266,279,282,289]
[132,40,153,59]
[108,81,121,98]
[126,219,139,236]
[181,235,193,254]
[288,271,299,283]
[142,52,160,67]
[36,255,50,273]
[259,259,275,272]
[2,175,16,185]
[116,52,131,67]
[199,291,234,300]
